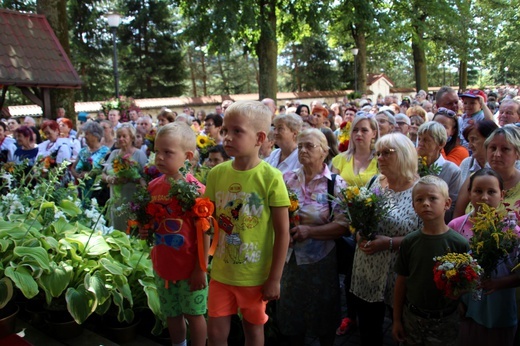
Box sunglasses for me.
[436,107,456,117]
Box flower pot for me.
[44,311,83,339]
[0,303,19,339]
[102,315,141,344]
[24,300,46,326]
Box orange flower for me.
[126,219,139,234]
[193,197,214,218]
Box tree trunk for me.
[256,0,277,100]
[201,51,207,96]
[188,50,197,97]
[411,12,428,92]
[353,32,367,94]
[217,55,229,94]
[459,60,467,91]
[37,0,75,120]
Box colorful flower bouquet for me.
[101,95,137,122]
[110,153,142,197]
[339,185,393,240]
[433,252,482,298]
[143,153,161,183]
[338,121,351,152]
[470,204,519,275]
[287,188,300,229]
[418,156,442,177]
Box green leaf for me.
[66,234,111,256]
[65,285,97,324]
[59,200,81,217]
[0,277,13,309]
[5,266,39,298]
[13,247,50,271]
[40,202,55,210]
[52,217,74,234]
[139,278,161,316]
[100,258,130,276]
[85,272,110,306]
[37,262,73,299]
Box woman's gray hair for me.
[117,123,136,141]
[273,113,303,134]
[81,121,104,141]
[417,121,447,146]
[485,124,520,155]
[297,128,329,157]
[375,133,417,181]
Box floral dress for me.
[350,176,422,306]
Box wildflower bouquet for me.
[101,95,137,122]
[418,156,442,177]
[470,204,519,275]
[338,121,351,152]
[109,153,142,197]
[339,185,393,240]
[433,252,483,298]
[287,188,300,229]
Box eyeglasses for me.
[297,142,320,151]
[436,107,456,117]
[375,148,396,158]
[205,123,215,128]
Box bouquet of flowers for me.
[433,252,482,298]
[418,156,442,177]
[337,121,351,152]
[196,134,216,162]
[109,153,142,197]
[101,95,137,122]
[124,185,153,243]
[470,204,519,275]
[143,153,161,183]
[287,188,300,229]
[339,185,393,240]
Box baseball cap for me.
[395,113,411,125]
[460,89,487,103]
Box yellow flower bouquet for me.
[470,204,519,275]
[433,252,482,298]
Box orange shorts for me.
[208,279,268,325]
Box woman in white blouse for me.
[265,113,302,174]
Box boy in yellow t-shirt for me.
[204,100,290,346]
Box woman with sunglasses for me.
[433,108,469,166]
[350,133,421,346]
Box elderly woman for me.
[350,133,421,346]
[417,122,462,222]
[433,108,469,166]
[332,114,379,187]
[13,126,39,166]
[102,124,147,232]
[157,108,176,127]
[37,120,72,166]
[375,110,396,137]
[309,105,328,129]
[277,128,349,346]
[454,125,520,218]
[71,122,110,204]
[265,113,303,174]
[0,122,17,163]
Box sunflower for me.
[197,134,215,149]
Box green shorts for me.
[155,275,208,317]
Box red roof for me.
[367,73,394,87]
[0,9,82,88]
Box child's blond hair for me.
[155,122,196,152]
[412,175,449,200]
[225,100,272,134]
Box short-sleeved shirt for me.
[148,174,205,282]
[204,160,290,286]
[264,148,302,174]
[394,229,469,311]
[331,153,378,187]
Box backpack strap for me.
[327,174,337,222]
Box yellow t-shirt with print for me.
[204,160,290,286]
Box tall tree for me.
[37,0,75,119]
[118,0,186,98]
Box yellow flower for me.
[445,269,457,279]
[289,199,299,213]
[196,134,215,149]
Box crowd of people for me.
[1,85,520,346]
